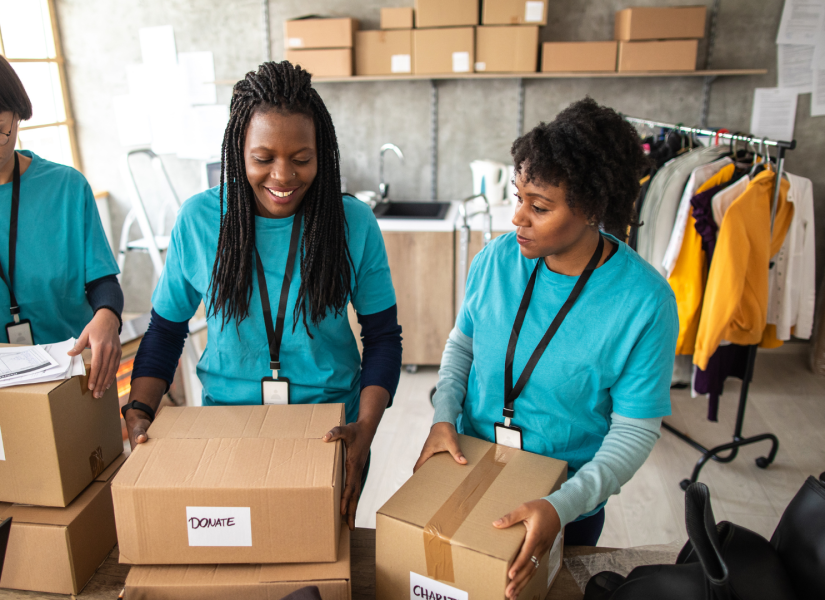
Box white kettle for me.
[470,160,507,206]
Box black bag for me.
[770,472,825,599]
[584,482,799,600]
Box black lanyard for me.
[0,152,21,319]
[254,205,303,374]
[503,234,605,421]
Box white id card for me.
[261,377,290,405]
[494,422,523,449]
[6,319,33,345]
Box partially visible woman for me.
[0,57,123,396]
[416,98,678,599]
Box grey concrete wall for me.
[54,0,825,314]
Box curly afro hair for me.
[511,97,649,237]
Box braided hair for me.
[208,61,352,333]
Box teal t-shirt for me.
[152,188,396,423]
[457,232,677,483]
[0,151,119,344]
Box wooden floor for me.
[356,343,825,547]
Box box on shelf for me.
[124,525,352,600]
[614,6,706,41]
[0,453,125,595]
[414,0,477,28]
[112,404,345,565]
[286,48,353,78]
[356,30,413,76]
[476,26,539,73]
[376,435,567,600]
[284,17,359,50]
[482,0,548,26]
[0,362,122,507]
[542,41,617,73]
[381,7,414,30]
[617,39,698,72]
[413,27,474,75]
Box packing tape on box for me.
[423,444,517,582]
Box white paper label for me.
[525,1,545,22]
[475,62,487,71]
[452,52,471,73]
[391,54,412,73]
[410,572,468,600]
[0,425,5,461]
[186,507,252,547]
[547,531,563,587]
[288,37,303,48]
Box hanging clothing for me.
[767,173,816,341]
[693,344,752,422]
[690,184,724,260]
[693,170,793,370]
[712,175,750,226]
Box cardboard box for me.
[124,525,352,600]
[0,453,125,595]
[617,39,698,72]
[542,41,617,73]
[286,49,353,78]
[482,0,548,26]
[376,435,567,600]
[112,404,345,565]
[413,27,474,75]
[614,6,706,41]
[415,0,477,28]
[381,7,414,30]
[355,30,413,76]
[0,366,123,507]
[476,26,538,73]
[284,18,359,50]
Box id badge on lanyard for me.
[256,205,303,405]
[497,235,604,450]
[2,153,33,345]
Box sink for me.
[372,201,451,220]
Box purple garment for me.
[690,184,723,262]
[694,344,752,421]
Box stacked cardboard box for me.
[0,360,124,594]
[284,17,359,78]
[615,6,706,72]
[113,404,351,597]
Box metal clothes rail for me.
[625,116,796,490]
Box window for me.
[0,0,80,169]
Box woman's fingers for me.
[67,331,89,356]
[445,435,467,465]
[128,416,151,450]
[505,530,542,599]
[414,424,466,473]
[413,447,435,473]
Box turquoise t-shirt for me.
[457,232,677,487]
[152,188,396,423]
[0,151,119,344]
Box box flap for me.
[147,404,344,440]
[97,451,127,481]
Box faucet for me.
[378,143,404,202]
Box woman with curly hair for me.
[124,61,402,529]
[416,98,678,598]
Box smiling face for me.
[243,107,317,219]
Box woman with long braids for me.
[125,61,402,528]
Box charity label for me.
[525,1,545,22]
[391,54,412,73]
[186,506,252,547]
[410,572,468,600]
[452,52,471,73]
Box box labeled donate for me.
[376,435,567,600]
[0,361,122,507]
[124,525,352,600]
[112,404,345,565]
[0,453,125,595]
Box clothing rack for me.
[625,116,796,490]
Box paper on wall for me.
[812,35,825,115]
[750,87,799,142]
[139,25,177,66]
[177,104,229,160]
[777,44,815,93]
[112,94,153,146]
[136,63,188,155]
[776,0,825,45]
[178,51,217,105]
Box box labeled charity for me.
[376,435,567,600]
[112,403,345,565]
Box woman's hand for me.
[494,499,562,600]
[68,308,121,398]
[125,408,152,451]
[413,421,467,473]
[322,385,389,530]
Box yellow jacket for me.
[693,169,793,370]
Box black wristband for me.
[121,400,156,423]
[95,305,123,334]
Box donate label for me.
[186,506,252,547]
[410,572,468,600]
